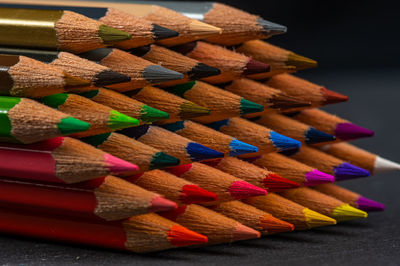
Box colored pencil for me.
[78,48,184,91]
[160,120,258,156]
[0,7,131,53]
[203,157,300,192]
[265,74,348,108]
[313,184,385,212]
[243,194,337,230]
[0,175,177,221]
[0,137,138,183]
[279,187,368,222]
[249,112,336,145]
[0,47,131,88]
[286,146,371,181]
[165,163,267,202]
[160,204,261,245]
[7,0,223,46]
[135,1,286,45]
[320,142,400,174]
[0,209,208,252]
[0,1,179,49]
[0,96,90,143]
[0,54,89,97]
[125,86,210,121]
[128,44,221,83]
[211,200,294,234]
[234,40,317,79]
[289,108,375,141]
[171,41,270,84]
[118,125,224,164]
[41,93,139,137]
[81,132,180,174]
[221,78,312,111]
[204,117,301,154]
[248,153,335,186]
[125,169,218,205]
[80,88,170,123]
[163,81,264,123]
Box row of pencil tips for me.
[0,0,394,253]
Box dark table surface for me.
[0,68,399,265]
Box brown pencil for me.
[211,201,294,234]
[125,86,210,122]
[125,169,218,205]
[165,163,267,203]
[320,142,400,175]
[248,153,335,186]
[171,41,270,84]
[288,108,375,141]
[160,204,261,245]
[279,187,368,222]
[249,112,336,144]
[244,194,337,230]
[128,44,221,84]
[0,175,178,221]
[0,54,89,97]
[0,47,132,88]
[313,183,385,212]
[221,78,312,111]
[234,40,317,79]
[204,156,300,192]
[265,74,348,108]
[0,7,131,53]
[80,132,180,174]
[78,48,184,91]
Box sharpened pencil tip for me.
[335,122,374,141]
[356,196,385,212]
[259,215,295,234]
[303,208,337,228]
[98,25,132,44]
[186,142,224,161]
[320,87,349,104]
[229,139,258,156]
[104,153,139,173]
[331,204,368,221]
[179,102,210,119]
[143,65,184,84]
[374,156,400,174]
[233,223,261,241]
[151,24,179,40]
[150,152,180,170]
[108,110,140,130]
[304,169,335,186]
[240,98,264,115]
[94,70,131,87]
[287,53,318,70]
[189,19,222,35]
[229,180,267,199]
[140,105,170,123]
[187,63,221,79]
[305,127,336,144]
[149,196,178,212]
[168,225,208,246]
[63,73,91,87]
[57,117,91,135]
[180,184,218,204]
[271,93,312,109]
[262,173,300,192]
[243,59,270,75]
[269,131,301,151]
[257,18,287,36]
[334,163,370,180]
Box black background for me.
[0,1,399,265]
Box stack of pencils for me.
[0,0,394,253]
